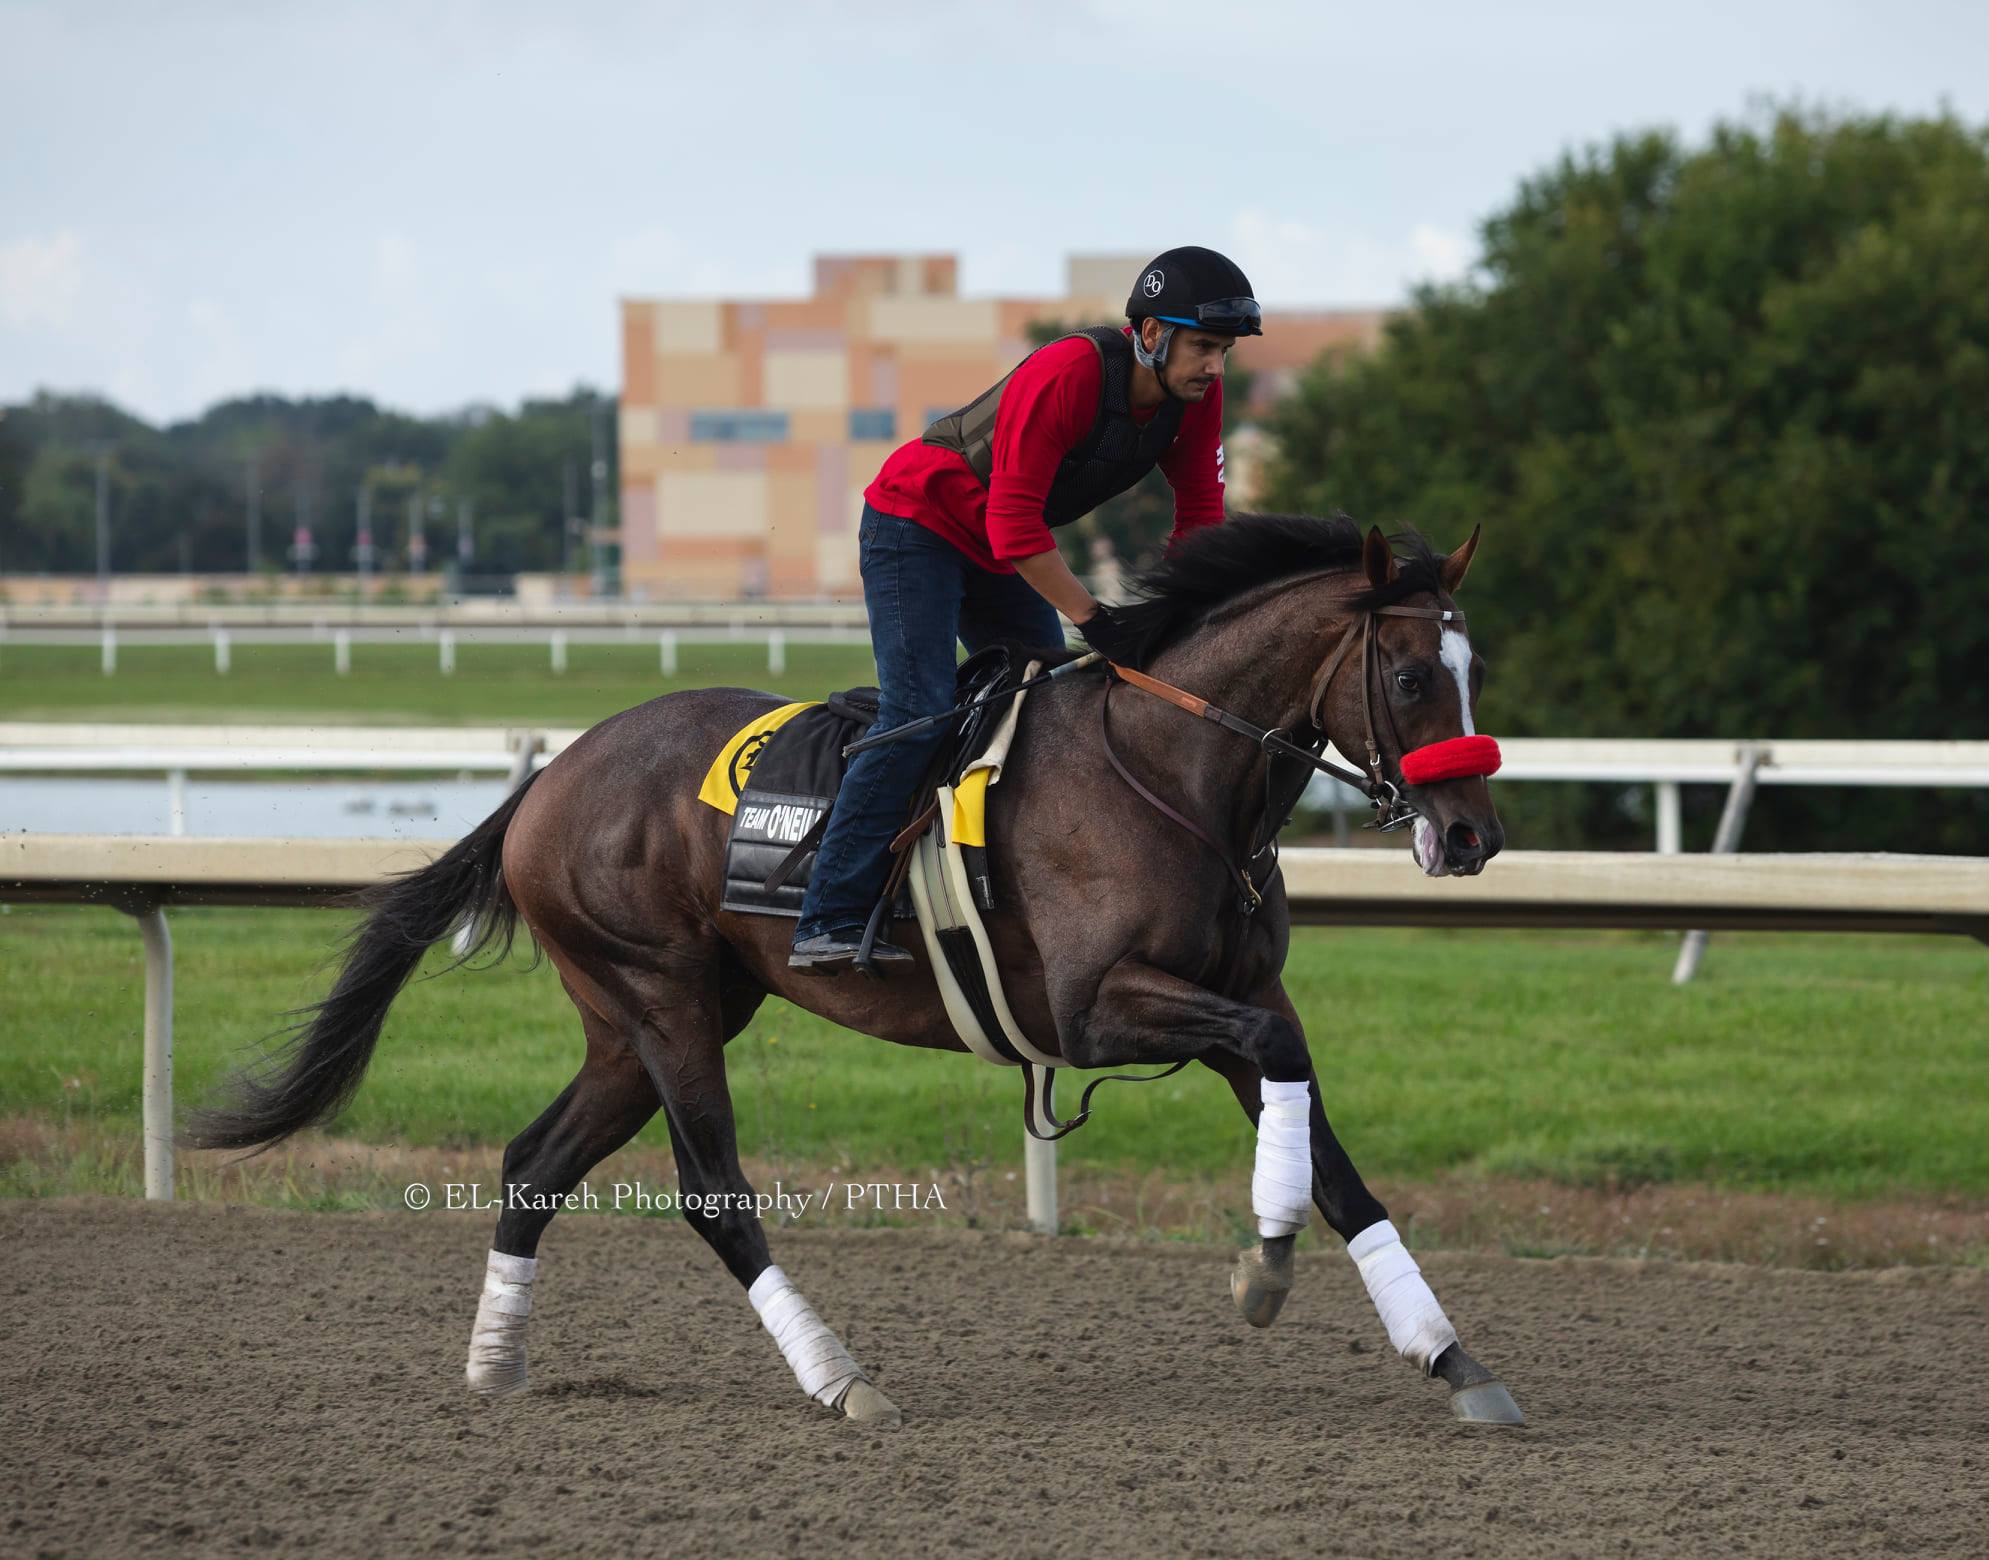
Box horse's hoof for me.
[1229,1238,1295,1329]
[1449,1380,1525,1425]
[838,1379,902,1428]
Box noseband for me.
[1303,602,1502,830]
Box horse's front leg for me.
[1060,960,1324,1315]
[1200,997,1525,1426]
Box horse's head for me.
[1314,525,1504,877]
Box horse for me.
[184,511,1521,1427]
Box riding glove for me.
[1078,603,1145,669]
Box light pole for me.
[407,492,427,573]
[589,398,610,597]
[93,445,111,604]
[290,487,316,574]
[245,459,261,574]
[354,484,376,587]
[562,454,577,581]
[455,497,474,592]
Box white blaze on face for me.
[1439,625,1475,737]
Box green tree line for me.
[0,387,616,580]
[1261,104,1988,853]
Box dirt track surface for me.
[4,1200,1986,1557]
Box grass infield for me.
[2,905,1981,1207]
[0,640,879,726]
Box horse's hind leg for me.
[467,991,659,1396]
[632,962,901,1428]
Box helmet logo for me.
[1141,269,1164,298]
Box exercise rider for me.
[787,246,1263,976]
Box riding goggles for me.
[1154,297,1263,336]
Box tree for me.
[1261,105,1989,853]
[0,386,616,582]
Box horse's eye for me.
[1395,672,1421,694]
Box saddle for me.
[698,645,1038,920]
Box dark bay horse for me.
[186,512,1521,1427]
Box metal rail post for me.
[108,897,176,1201]
[1655,780,1681,855]
[1025,1128,1057,1235]
[1672,744,1764,985]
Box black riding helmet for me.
[1125,246,1261,382]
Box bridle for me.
[1099,594,1502,919]
[1304,601,1476,830]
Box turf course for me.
[0,641,877,726]
[2,905,1982,1202]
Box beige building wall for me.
[618,252,1387,600]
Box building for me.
[617,254,1387,600]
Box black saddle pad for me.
[718,645,1044,919]
[720,696,881,919]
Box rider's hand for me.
[1078,602,1146,669]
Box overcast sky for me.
[3,0,1982,425]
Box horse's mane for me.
[1112,511,1447,663]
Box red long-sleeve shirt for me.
[865,327,1227,573]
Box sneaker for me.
[787,930,916,977]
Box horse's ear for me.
[1440,524,1482,593]
[1362,526,1398,588]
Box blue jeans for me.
[795,505,1064,940]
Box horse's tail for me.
[180,768,546,1154]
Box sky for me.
[2,0,1983,425]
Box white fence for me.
[7,723,1985,856]
[0,601,871,630]
[2,622,867,679]
[6,835,1984,1213]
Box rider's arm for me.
[985,338,1103,620]
[1012,546,1102,623]
[1158,376,1227,550]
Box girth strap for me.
[1023,1057,1193,1142]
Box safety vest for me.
[921,326,1187,528]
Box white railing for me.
[9,725,1986,978]
[8,725,1984,849]
[6,835,1984,1212]
[0,600,871,629]
[0,622,864,678]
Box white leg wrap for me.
[1347,1219,1459,1373]
[466,1249,537,1395]
[748,1265,867,1408]
[1252,1078,1314,1238]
